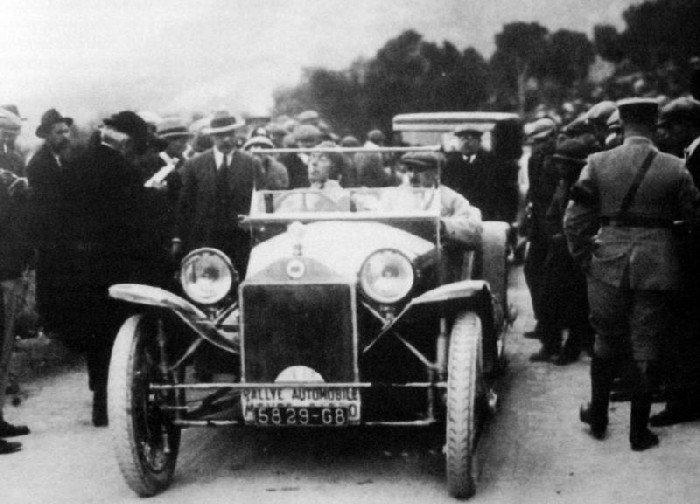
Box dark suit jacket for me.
[27,144,70,247]
[443,149,503,221]
[176,148,261,272]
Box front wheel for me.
[108,314,181,497]
[446,311,482,499]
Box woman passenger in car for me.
[275,147,350,212]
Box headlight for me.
[180,248,235,305]
[359,249,414,304]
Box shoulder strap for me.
[617,150,657,218]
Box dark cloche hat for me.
[103,110,149,151]
[36,108,73,138]
[553,138,589,165]
[367,129,385,144]
[399,151,443,171]
[616,97,658,125]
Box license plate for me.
[255,407,349,426]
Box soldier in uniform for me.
[565,98,700,450]
[650,97,700,426]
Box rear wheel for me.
[446,311,482,499]
[108,314,181,497]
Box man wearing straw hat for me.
[173,111,261,277]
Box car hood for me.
[246,221,435,281]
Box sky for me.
[0,0,645,128]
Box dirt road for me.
[2,267,699,504]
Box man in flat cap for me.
[174,111,261,277]
[243,135,289,189]
[565,98,700,450]
[522,118,559,347]
[443,125,505,222]
[398,151,482,249]
[26,109,75,340]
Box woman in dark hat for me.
[59,111,153,426]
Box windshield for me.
[249,186,441,218]
[395,130,492,151]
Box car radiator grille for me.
[241,284,355,382]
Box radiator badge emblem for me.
[286,258,306,279]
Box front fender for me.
[109,284,238,354]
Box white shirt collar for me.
[213,147,232,169]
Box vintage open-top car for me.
[106,145,512,499]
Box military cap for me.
[552,138,589,165]
[658,97,700,127]
[616,97,658,125]
[525,117,557,140]
[293,124,322,142]
[243,136,274,150]
[399,151,442,171]
[36,108,73,138]
[586,100,617,126]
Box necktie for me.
[219,152,228,171]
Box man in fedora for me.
[173,111,262,277]
[26,109,74,339]
[565,98,700,450]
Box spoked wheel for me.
[108,314,181,497]
[446,311,483,499]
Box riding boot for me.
[580,355,612,438]
[629,360,658,451]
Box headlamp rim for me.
[358,248,415,305]
[179,247,236,305]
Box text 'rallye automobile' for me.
[107,145,513,499]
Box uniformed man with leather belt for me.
[564,97,700,451]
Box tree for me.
[544,30,595,87]
[492,22,550,114]
[594,24,625,63]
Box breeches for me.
[587,276,670,362]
